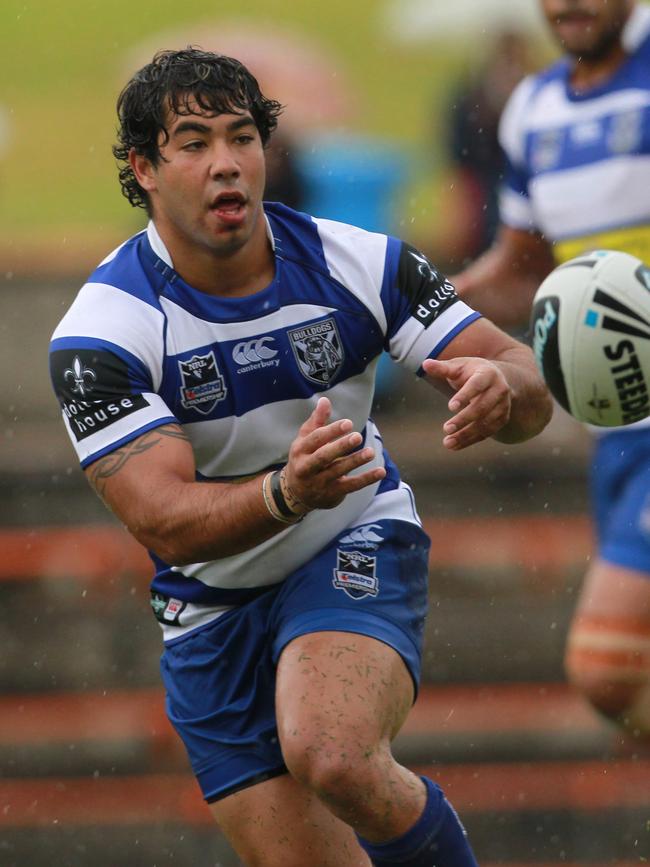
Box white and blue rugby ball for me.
[530,249,650,426]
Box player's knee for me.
[282,730,381,800]
[565,623,650,730]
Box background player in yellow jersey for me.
[454,0,650,737]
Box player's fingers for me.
[307,431,364,470]
[300,418,356,456]
[315,445,377,479]
[421,357,461,382]
[334,466,387,494]
[443,390,510,436]
[442,405,510,450]
[447,368,496,412]
[298,396,332,436]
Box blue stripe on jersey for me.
[159,304,384,423]
[502,151,530,198]
[415,311,482,377]
[89,232,167,311]
[50,336,153,391]
[266,202,329,272]
[79,416,177,468]
[523,103,650,178]
[380,235,410,340]
[377,448,400,494]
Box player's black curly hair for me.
[113,47,283,212]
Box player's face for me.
[134,100,267,259]
[541,0,633,59]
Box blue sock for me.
[356,776,479,867]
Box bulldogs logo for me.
[288,318,343,385]
[178,351,227,414]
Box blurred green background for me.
[0,0,548,259]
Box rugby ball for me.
[530,249,650,426]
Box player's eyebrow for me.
[171,116,257,138]
[171,120,212,137]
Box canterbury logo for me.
[232,337,278,365]
[339,524,384,546]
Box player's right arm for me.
[82,397,383,567]
[451,225,555,328]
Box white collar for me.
[623,2,650,53]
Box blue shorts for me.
[591,428,650,574]
[160,518,430,802]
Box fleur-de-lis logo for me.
[64,355,96,397]
[409,250,439,282]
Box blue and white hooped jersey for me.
[50,203,480,613]
[499,2,650,265]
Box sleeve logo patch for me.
[397,244,459,329]
[64,395,150,441]
[63,355,97,397]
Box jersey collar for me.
[145,213,277,271]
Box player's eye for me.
[235,133,255,145]
[181,140,206,151]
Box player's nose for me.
[208,142,240,180]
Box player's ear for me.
[129,148,158,193]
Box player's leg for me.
[565,430,650,736]
[271,508,479,867]
[276,629,421,837]
[159,594,367,866]
[209,772,371,867]
[565,558,650,735]
[276,630,477,867]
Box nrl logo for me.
[333,549,379,600]
[178,351,227,415]
[288,317,343,385]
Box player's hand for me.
[422,357,512,450]
[283,397,386,509]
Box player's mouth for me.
[553,10,597,37]
[209,191,248,227]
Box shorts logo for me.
[338,524,384,550]
[150,592,186,625]
[64,355,97,397]
[333,550,379,599]
[179,351,227,414]
[288,318,343,385]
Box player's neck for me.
[569,40,628,92]
[156,216,275,298]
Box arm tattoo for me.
[87,424,188,497]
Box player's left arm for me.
[423,317,553,450]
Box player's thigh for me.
[210,771,371,867]
[275,630,415,771]
[272,515,428,758]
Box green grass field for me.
[0,0,485,248]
